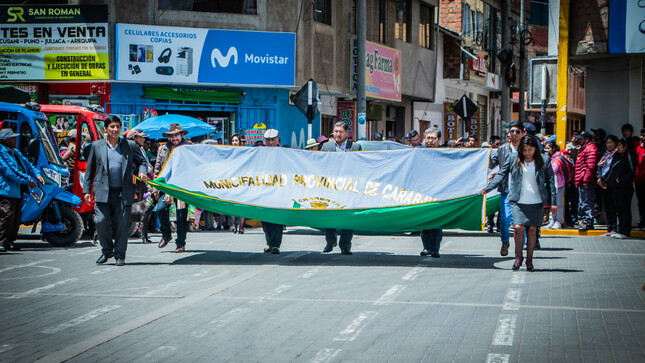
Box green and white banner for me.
[150,145,491,232]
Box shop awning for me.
[143,87,242,104]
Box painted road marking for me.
[486,353,510,363]
[510,273,527,284]
[502,288,522,311]
[311,348,341,363]
[374,285,405,305]
[0,259,54,273]
[492,314,517,346]
[143,345,177,359]
[42,305,121,334]
[298,268,320,279]
[7,278,78,299]
[0,344,14,354]
[402,266,424,281]
[333,311,378,342]
[192,284,292,338]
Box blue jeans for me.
[499,193,513,243]
[578,185,595,225]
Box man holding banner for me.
[261,129,285,254]
[321,121,362,255]
[155,123,190,253]
[420,128,444,257]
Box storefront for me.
[110,23,309,146]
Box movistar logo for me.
[211,47,238,68]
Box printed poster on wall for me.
[116,24,295,86]
[0,4,109,80]
[350,39,402,102]
[337,101,357,138]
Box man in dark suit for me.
[83,116,148,266]
[420,128,443,258]
[261,129,284,254]
[321,121,362,255]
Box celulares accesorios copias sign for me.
[116,23,295,87]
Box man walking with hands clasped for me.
[321,121,362,255]
[83,116,148,266]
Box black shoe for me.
[270,247,280,254]
[431,251,441,258]
[500,242,509,257]
[8,244,21,251]
[264,245,271,253]
[323,244,334,253]
[96,254,113,264]
[420,249,429,256]
[115,258,125,266]
[0,246,8,253]
[340,249,353,255]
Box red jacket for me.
[574,141,598,187]
[635,143,645,183]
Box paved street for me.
[0,227,643,362]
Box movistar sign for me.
[115,24,295,86]
[199,29,295,86]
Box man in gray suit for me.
[83,116,148,266]
[321,121,362,255]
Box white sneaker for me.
[544,221,554,229]
[551,222,562,229]
[612,233,628,239]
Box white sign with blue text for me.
[115,23,295,86]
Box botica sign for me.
[116,24,295,86]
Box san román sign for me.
[0,4,109,80]
[116,24,295,87]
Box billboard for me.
[609,0,645,54]
[350,39,402,102]
[116,24,296,86]
[0,4,109,80]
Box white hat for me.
[264,129,279,139]
[68,129,77,139]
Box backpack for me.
[553,155,574,183]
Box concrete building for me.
[105,0,442,145]
[436,0,524,145]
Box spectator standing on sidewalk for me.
[0,129,44,253]
[633,129,645,229]
[545,141,569,229]
[601,138,638,239]
[489,121,523,257]
[574,131,599,231]
[155,123,190,253]
[597,135,619,236]
[481,135,557,272]
[420,128,444,257]
[83,116,147,266]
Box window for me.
[419,4,434,49]
[378,0,388,43]
[158,0,257,14]
[461,3,471,38]
[349,0,356,34]
[314,0,332,25]
[395,0,411,42]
